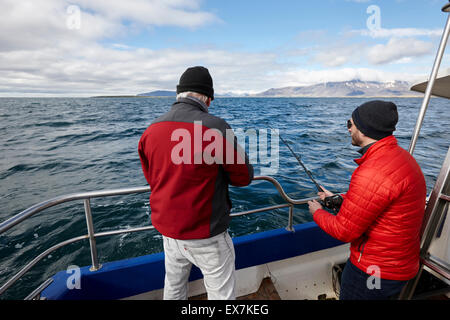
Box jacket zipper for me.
[357,235,367,263]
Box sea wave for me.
[0,96,449,299]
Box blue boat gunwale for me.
[41,222,343,300]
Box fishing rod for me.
[272,129,343,213]
[276,132,324,193]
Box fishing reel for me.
[321,194,343,214]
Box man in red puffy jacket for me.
[308,100,427,300]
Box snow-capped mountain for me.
[253,80,422,97]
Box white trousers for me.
[162,231,236,300]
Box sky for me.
[0,0,449,97]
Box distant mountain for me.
[253,80,422,98]
[136,90,248,98]
[216,92,251,97]
[137,90,176,97]
[136,80,423,98]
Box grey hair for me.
[176,91,209,104]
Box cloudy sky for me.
[1,0,449,96]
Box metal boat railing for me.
[408,2,450,155]
[398,2,450,299]
[0,176,321,299]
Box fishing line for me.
[269,127,323,192]
[270,127,343,213]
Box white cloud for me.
[310,36,434,67]
[367,37,433,64]
[0,38,429,96]
[0,0,219,52]
[0,0,226,96]
[276,68,426,88]
[0,44,280,96]
[0,1,437,96]
[355,27,443,38]
[74,0,219,28]
[312,43,363,67]
[445,67,450,77]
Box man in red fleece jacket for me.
[139,66,253,300]
[308,100,426,300]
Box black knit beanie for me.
[176,66,214,100]
[352,100,398,140]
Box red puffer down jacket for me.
[313,135,427,280]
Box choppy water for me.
[0,97,449,299]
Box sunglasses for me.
[347,119,353,129]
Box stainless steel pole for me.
[409,14,450,155]
[286,205,295,232]
[84,199,101,271]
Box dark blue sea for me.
[0,97,449,299]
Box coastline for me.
[91,95,425,99]
[0,95,428,99]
